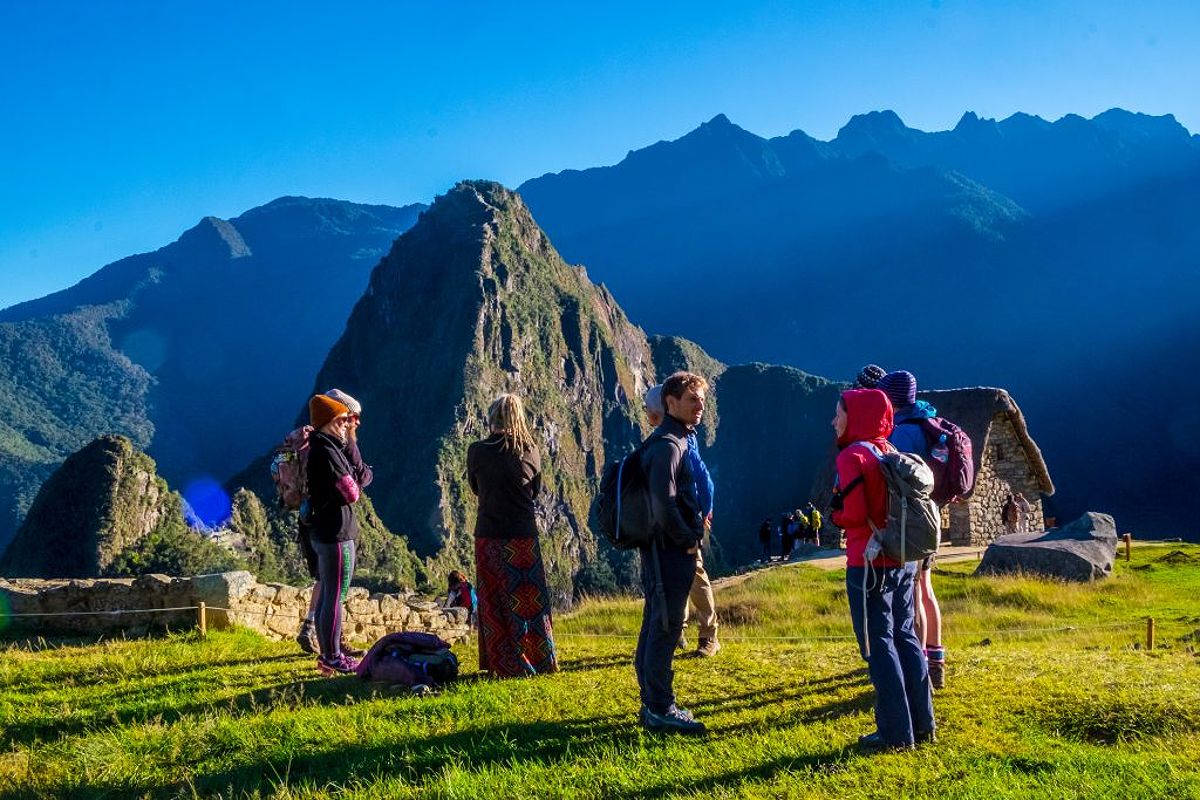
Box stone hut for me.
[919,388,1054,546]
[810,386,1054,548]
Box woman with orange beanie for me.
[306,393,364,675]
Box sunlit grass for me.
[1,544,1197,799]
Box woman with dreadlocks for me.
[467,394,558,677]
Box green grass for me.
[2,544,1198,799]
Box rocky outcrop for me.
[0,436,170,577]
[0,571,469,644]
[974,512,1118,582]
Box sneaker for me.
[676,632,687,651]
[928,660,945,690]
[915,729,937,746]
[857,731,914,753]
[695,637,721,658]
[295,620,318,655]
[340,639,366,659]
[316,653,359,676]
[642,704,706,735]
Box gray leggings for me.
[312,539,356,657]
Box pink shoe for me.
[316,653,359,675]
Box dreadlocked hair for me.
[487,394,538,455]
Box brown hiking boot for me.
[295,619,318,655]
[928,659,945,690]
[340,639,366,659]
[695,637,721,658]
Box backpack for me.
[591,433,684,550]
[856,441,941,563]
[897,416,974,505]
[270,426,313,510]
[356,631,459,687]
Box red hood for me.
[838,389,894,448]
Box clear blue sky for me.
[1,0,1197,309]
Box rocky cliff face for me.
[0,436,171,576]
[308,182,654,602]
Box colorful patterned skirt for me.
[474,535,559,677]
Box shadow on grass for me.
[0,671,388,747]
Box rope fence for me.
[2,602,1171,650]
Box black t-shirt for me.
[466,434,541,539]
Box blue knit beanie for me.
[878,370,917,408]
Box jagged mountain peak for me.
[175,215,251,259]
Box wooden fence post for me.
[1146,617,1155,651]
[198,602,207,638]
[1123,533,1132,562]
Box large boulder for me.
[975,512,1118,582]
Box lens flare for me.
[182,477,232,529]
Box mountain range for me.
[0,197,423,551]
[519,109,1200,536]
[1,106,1196,586]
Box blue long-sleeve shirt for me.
[686,432,714,517]
[890,400,938,457]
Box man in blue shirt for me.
[878,370,947,690]
[645,382,720,657]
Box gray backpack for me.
[857,441,941,563]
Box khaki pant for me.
[683,549,718,640]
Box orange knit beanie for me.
[309,394,350,430]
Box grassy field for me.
[2,543,1198,799]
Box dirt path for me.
[711,545,986,592]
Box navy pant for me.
[313,539,356,658]
[634,545,697,714]
[846,563,936,746]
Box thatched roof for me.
[918,387,1054,496]
[808,386,1054,506]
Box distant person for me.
[297,389,371,660]
[467,394,558,678]
[878,370,946,690]
[793,507,812,546]
[831,388,935,752]
[1003,493,1020,534]
[645,383,720,657]
[759,518,773,563]
[780,512,794,560]
[306,393,366,675]
[1014,493,1032,532]
[635,371,708,734]
[445,569,478,627]
[806,502,822,545]
[855,363,887,390]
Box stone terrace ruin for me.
[0,571,470,644]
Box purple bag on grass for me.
[356,631,459,686]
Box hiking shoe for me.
[676,632,687,651]
[857,731,914,753]
[695,637,721,658]
[928,659,945,690]
[316,653,359,676]
[340,639,366,659]
[642,704,706,735]
[915,729,938,746]
[295,620,318,655]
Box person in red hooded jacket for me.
[831,388,936,752]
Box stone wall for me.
[0,571,470,644]
[946,413,1046,546]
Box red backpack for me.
[269,426,313,510]
[897,417,975,505]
